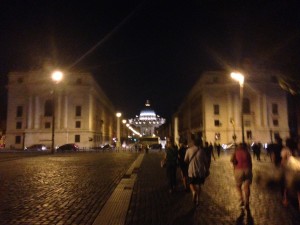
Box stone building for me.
[174,71,289,145]
[6,70,115,150]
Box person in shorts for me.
[230,143,253,209]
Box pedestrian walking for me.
[252,142,261,161]
[281,138,300,210]
[216,143,221,157]
[178,140,189,192]
[164,138,178,193]
[185,137,209,206]
[230,143,253,209]
[204,141,216,169]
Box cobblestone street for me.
[0,151,299,225]
[0,152,138,225]
[126,151,300,225]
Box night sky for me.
[1,0,300,121]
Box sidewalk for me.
[125,151,300,225]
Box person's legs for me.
[171,165,177,190]
[236,184,244,207]
[180,170,187,190]
[190,183,196,202]
[195,184,201,205]
[243,181,251,208]
[166,165,173,192]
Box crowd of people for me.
[161,136,300,211]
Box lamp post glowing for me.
[116,112,122,149]
[51,70,63,153]
[231,72,245,144]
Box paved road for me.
[1,151,299,225]
[0,152,138,225]
[125,151,300,225]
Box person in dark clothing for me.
[164,138,178,193]
[216,143,221,157]
[178,141,188,191]
[252,142,261,161]
[204,142,216,169]
[272,137,283,168]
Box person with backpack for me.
[185,136,209,206]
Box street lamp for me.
[116,112,122,149]
[51,70,63,153]
[231,72,245,144]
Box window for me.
[16,106,23,117]
[246,131,252,140]
[215,133,220,140]
[244,120,251,127]
[243,98,250,114]
[273,119,279,126]
[45,122,51,128]
[75,135,80,142]
[213,104,219,115]
[16,122,22,129]
[76,106,81,117]
[214,120,221,127]
[15,136,21,144]
[272,103,278,115]
[75,121,81,128]
[44,100,53,116]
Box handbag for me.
[160,158,166,168]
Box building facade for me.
[174,71,290,145]
[6,70,116,150]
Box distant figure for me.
[178,140,189,191]
[230,143,253,209]
[164,138,178,193]
[270,136,283,167]
[252,142,261,161]
[216,143,221,157]
[185,137,209,206]
[204,142,216,169]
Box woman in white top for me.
[184,137,208,206]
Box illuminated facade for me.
[174,71,289,145]
[6,70,116,149]
[128,100,166,136]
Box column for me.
[57,94,61,129]
[27,96,33,129]
[34,96,40,129]
[63,95,68,129]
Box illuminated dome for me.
[139,101,157,120]
[128,100,166,136]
